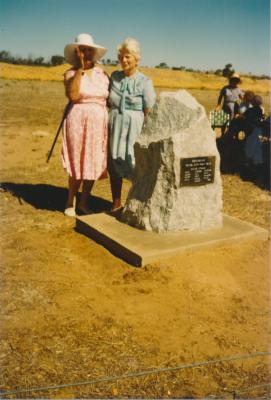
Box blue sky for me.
[0,0,270,75]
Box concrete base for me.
[76,213,269,267]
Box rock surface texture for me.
[121,90,223,233]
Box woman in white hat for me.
[108,37,156,211]
[62,33,109,216]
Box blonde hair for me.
[117,37,141,62]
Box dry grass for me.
[1,62,270,93]
[0,79,270,399]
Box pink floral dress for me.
[61,67,109,180]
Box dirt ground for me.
[0,79,270,399]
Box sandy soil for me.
[0,79,270,399]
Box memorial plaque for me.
[180,156,215,186]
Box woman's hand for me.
[75,46,84,70]
[65,48,84,102]
[144,108,152,117]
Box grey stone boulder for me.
[121,90,223,233]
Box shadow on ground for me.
[0,182,112,213]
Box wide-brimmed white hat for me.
[64,33,107,65]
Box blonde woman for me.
[62,33,109,216]
[108,38,156,211]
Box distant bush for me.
[172,66,186,71]
[155,62,169,69]
[51,55,65,66]
[255,74,270,80]
[0,50,12,63]
[241,72,270,80]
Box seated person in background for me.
[228,93,265,140]
[227,90,254,139]
[243,95,265,136]
[238,90,254,114]
[219,93,264,174]
[243,114,270,188]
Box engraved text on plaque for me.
[180,156,215,186]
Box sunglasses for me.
[78,46,94,53]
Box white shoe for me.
[64,207,76,217]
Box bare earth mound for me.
[0,79,270,398]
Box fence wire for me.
[0,351,270,397]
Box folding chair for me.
[209,109,230,130]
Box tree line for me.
[0,50,119,67]
[0,50,65,66]
[0,51,269,80]
[155,62,270,80]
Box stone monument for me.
[76,90,267,266]
[121,90,223,233]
